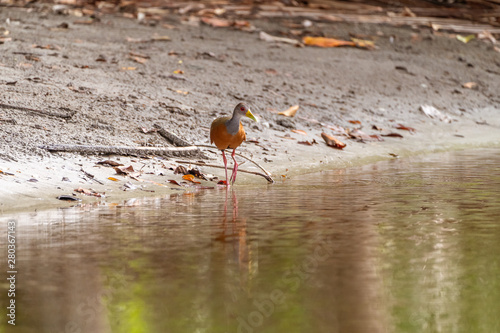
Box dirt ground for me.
[1,5,499,212]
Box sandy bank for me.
[1,7,499,213]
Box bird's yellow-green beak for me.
[245,109,258,122]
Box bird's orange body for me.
[209,103,257,185]
[210,116,246,150]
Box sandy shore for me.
[1,6,499,213]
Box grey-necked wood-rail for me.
[210,103,257,185]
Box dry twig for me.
[195,144,273,178]
[40,144,202,157]
[154,124,192,147]
[0,103,76,119]
[176,160,274,183]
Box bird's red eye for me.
[240,106,245,111]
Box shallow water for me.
[2,149,500,333]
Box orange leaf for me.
[108,177,119,181]
[321,132,346,149]
[278,105,299,117]
[291,129,307,136]
[303,36,356,48]
[131,56,148,64]
[462,82,477,89]
[183,174,201,184]
[348,120,361,125]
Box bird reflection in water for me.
[214,189,257,290]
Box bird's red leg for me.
[230,149,238,184]
[222,150,229,186]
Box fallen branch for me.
[195,144,273,177]
[176,160,274,183]
[154,124,192,147]
[80,168,104,185]
[0,103,76,119]
[40,144,202,157]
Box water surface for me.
[1,149,500,333]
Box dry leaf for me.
[182,174,201,184]
[32,44,61,50]
[131,56,148,64]
[260,31,302,47]
[57,195,80,201]
[150,35,171,42]
[321,132,346,149]
[114,165,135,175]
[174,165,189,175]
[419,105,454,123]
[462,82,478,89]
[175,90,189,95]
[140,127,157,134]
[382,133,404,138]
[95,55,107,62]
[121,67,137,71]
[201,17,231,27]
[25,55,40,62]
[188,168,207,180]
[173,69,184,74]
[74,19,94,25]
[395,124,416,133]
[108,177,119,181]
[234,20,252,30]
[349,120,361,125]
[74,187,102,197]
[129,51,150,59]
[298,139,318,145]
[97,160,123,167]
[126,37,146,43]
[369,134,384,141]
[349,129,382,142]
[168,179,181,186]
[303,36,356,48]
[456,34,475,43]
[350,38,376,49]
[291,129,307,135]
[478,30,497,44]
[278,105,299,117]
[401,7,416,17]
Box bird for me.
[210,103,257,186]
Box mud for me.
[1,6,499,212]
